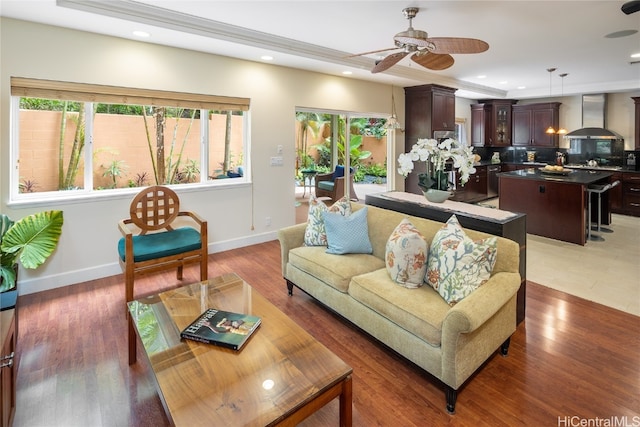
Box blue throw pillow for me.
[332,165,354,180]
[323,207,373,255]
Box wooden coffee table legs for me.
[275,374,352,426]
[127,313,136,365]
[339,375,353,427]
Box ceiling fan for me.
[622,0,640,14]
[350,7,489,74]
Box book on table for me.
[180,308,261,350]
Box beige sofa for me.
[277,203,521,414]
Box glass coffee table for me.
[128,273,352,426]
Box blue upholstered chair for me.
[118,185,208,364]
[314,165,359,202]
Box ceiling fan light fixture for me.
[352,7,488,74]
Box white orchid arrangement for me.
[397,138,477,192]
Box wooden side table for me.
[1,308,16,427]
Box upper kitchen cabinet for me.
[405,84,456,137]
[512,102,561,147]
[404,84,457,194]
[471,100,517,147]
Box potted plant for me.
[397,138,476,203]
[0,210,64,310]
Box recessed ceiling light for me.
[261,55,273,61]
[132,30,150,38]
[342,71,353,75]
[477,75,486,79]
[517,86,526,90]
[499,81,508,85]
[631,53,640,58]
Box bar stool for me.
[593,180,620,233]
[586,181,617,241]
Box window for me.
[10,77,250,201]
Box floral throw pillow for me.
[425,215,498,305]
[304,195,351,246]
[385,218,428,288]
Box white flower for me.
[397,153,415,176]
[396,138,477,189]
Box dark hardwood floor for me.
[13,240,640,426]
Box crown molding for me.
[57,0,505,98]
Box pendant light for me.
[384,86,402,130]
[557,73,569,135]
[545,68,557,134]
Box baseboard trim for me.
[17,231,278,296]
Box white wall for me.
[1,18,405,295]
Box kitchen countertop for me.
[499,168,613,184]
[498,161,638,173]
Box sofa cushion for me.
[425,215,498,305]
[349,268,450,347]
[323,207,373,255]
[385,218,428,288]
[317,181,335,192]
[288,246,385,293]
[304,195,351,246]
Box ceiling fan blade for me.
[411,52,454,71]
[427,37,489,54]
[372,51,409,73]
[345,47,398,58]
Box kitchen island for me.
[499,168,613,245]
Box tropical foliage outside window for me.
[294,112,388,183]
[10,78,249,200]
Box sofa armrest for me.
[442,272,521,335]
[277,223,307,276]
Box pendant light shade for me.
[384,87,402,130]
[546,68,557,134]
[557,73,569,135]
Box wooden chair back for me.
[129,185,180,233]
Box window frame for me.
[8,77,251,206]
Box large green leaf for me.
[0,214,14,242]
[0,210,64,270]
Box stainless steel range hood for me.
[564,94,623,140]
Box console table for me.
[366,191,527,325]
[1,308,16,427]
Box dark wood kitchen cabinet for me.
[431,88,456,132]
[609,173,624,213]
[450,165,488,203]
[512,102,561,147]
[404,84,457,194]
[471,100,516,147]
[1,309,16,427]
[621,172,640,216]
